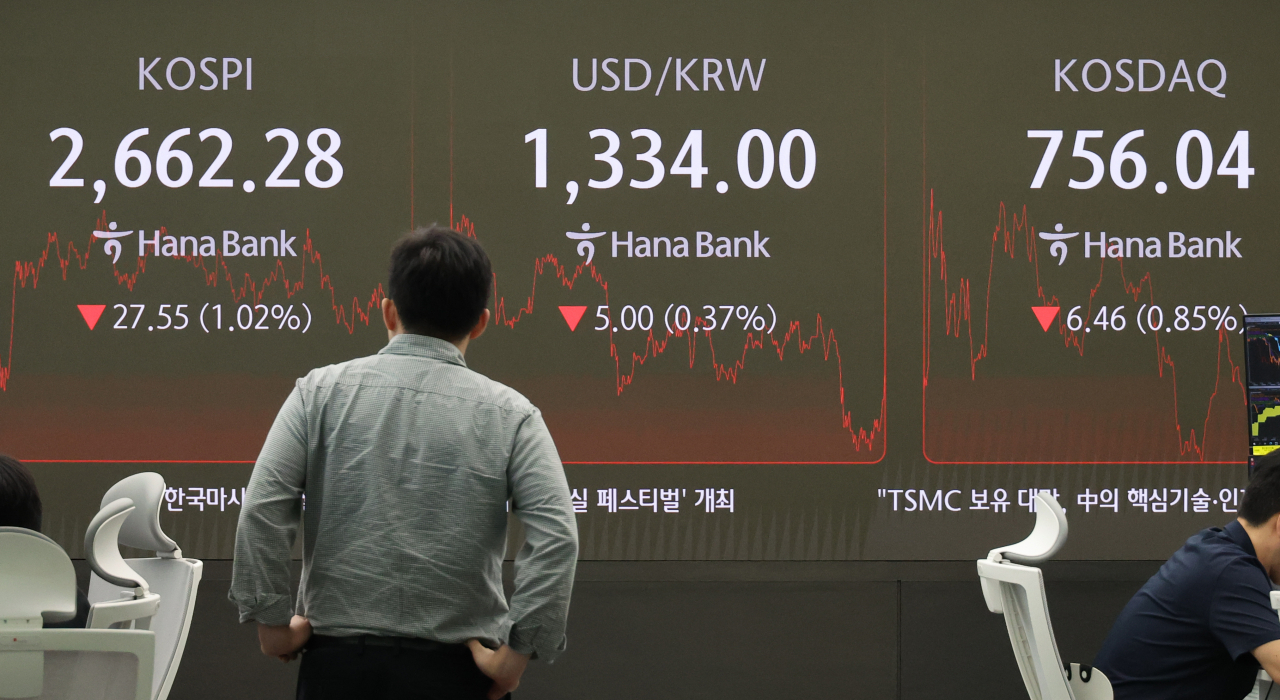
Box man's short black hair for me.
[0,454,42,531]
[1241,452,1280,526]
[387,225,492,340]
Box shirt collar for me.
[1225,519,1258,558]
[377,333,467,367]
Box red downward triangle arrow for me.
[1032,306,1060,332]
[78,304,107,330]
[558,306,588,332]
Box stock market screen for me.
[0,1,1270,560]
[1245,315,1280,465]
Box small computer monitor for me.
[1244,315,1280,472]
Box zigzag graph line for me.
[454,214,884,453]
[924,189,1243,462]
[1,211,383,391]
[2,211,884,454]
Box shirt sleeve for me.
[228,385,308,626]
[1209,558,1280,660]
[505,408,579,662]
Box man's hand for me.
[467,640,530,700]
[258,615,312,663]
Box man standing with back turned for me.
[231,226,579,700]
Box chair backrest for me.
[977,493,1112,700]
[977,557,1071,700]
[85,473,202,700]
[0,527,77,629]
[88,561,201,700]
[0,527,154,700]
[0,629,155,700]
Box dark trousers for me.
[297,635,509,700]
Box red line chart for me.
[4,208,886,463]
[453,213,887,463]
[435,50,888,464]
[922,188,1245,464]
[2,211,385,395]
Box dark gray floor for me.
[138,560,1157,700]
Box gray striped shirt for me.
[229,333,578,661]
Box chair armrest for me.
[86,592,161,630]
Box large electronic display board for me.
[0,1,1269,559]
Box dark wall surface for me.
[105,560,1158,700]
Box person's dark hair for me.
[387,225,492,340]
[0,454,42,531]
[1240,452,1280,526]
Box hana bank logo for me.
[92,222,134,263]
[1038,223,1079,265]
[566,223,607,264]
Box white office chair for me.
[0,526,154,700]
[86,474,203,700]
[977,492,1113,700]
